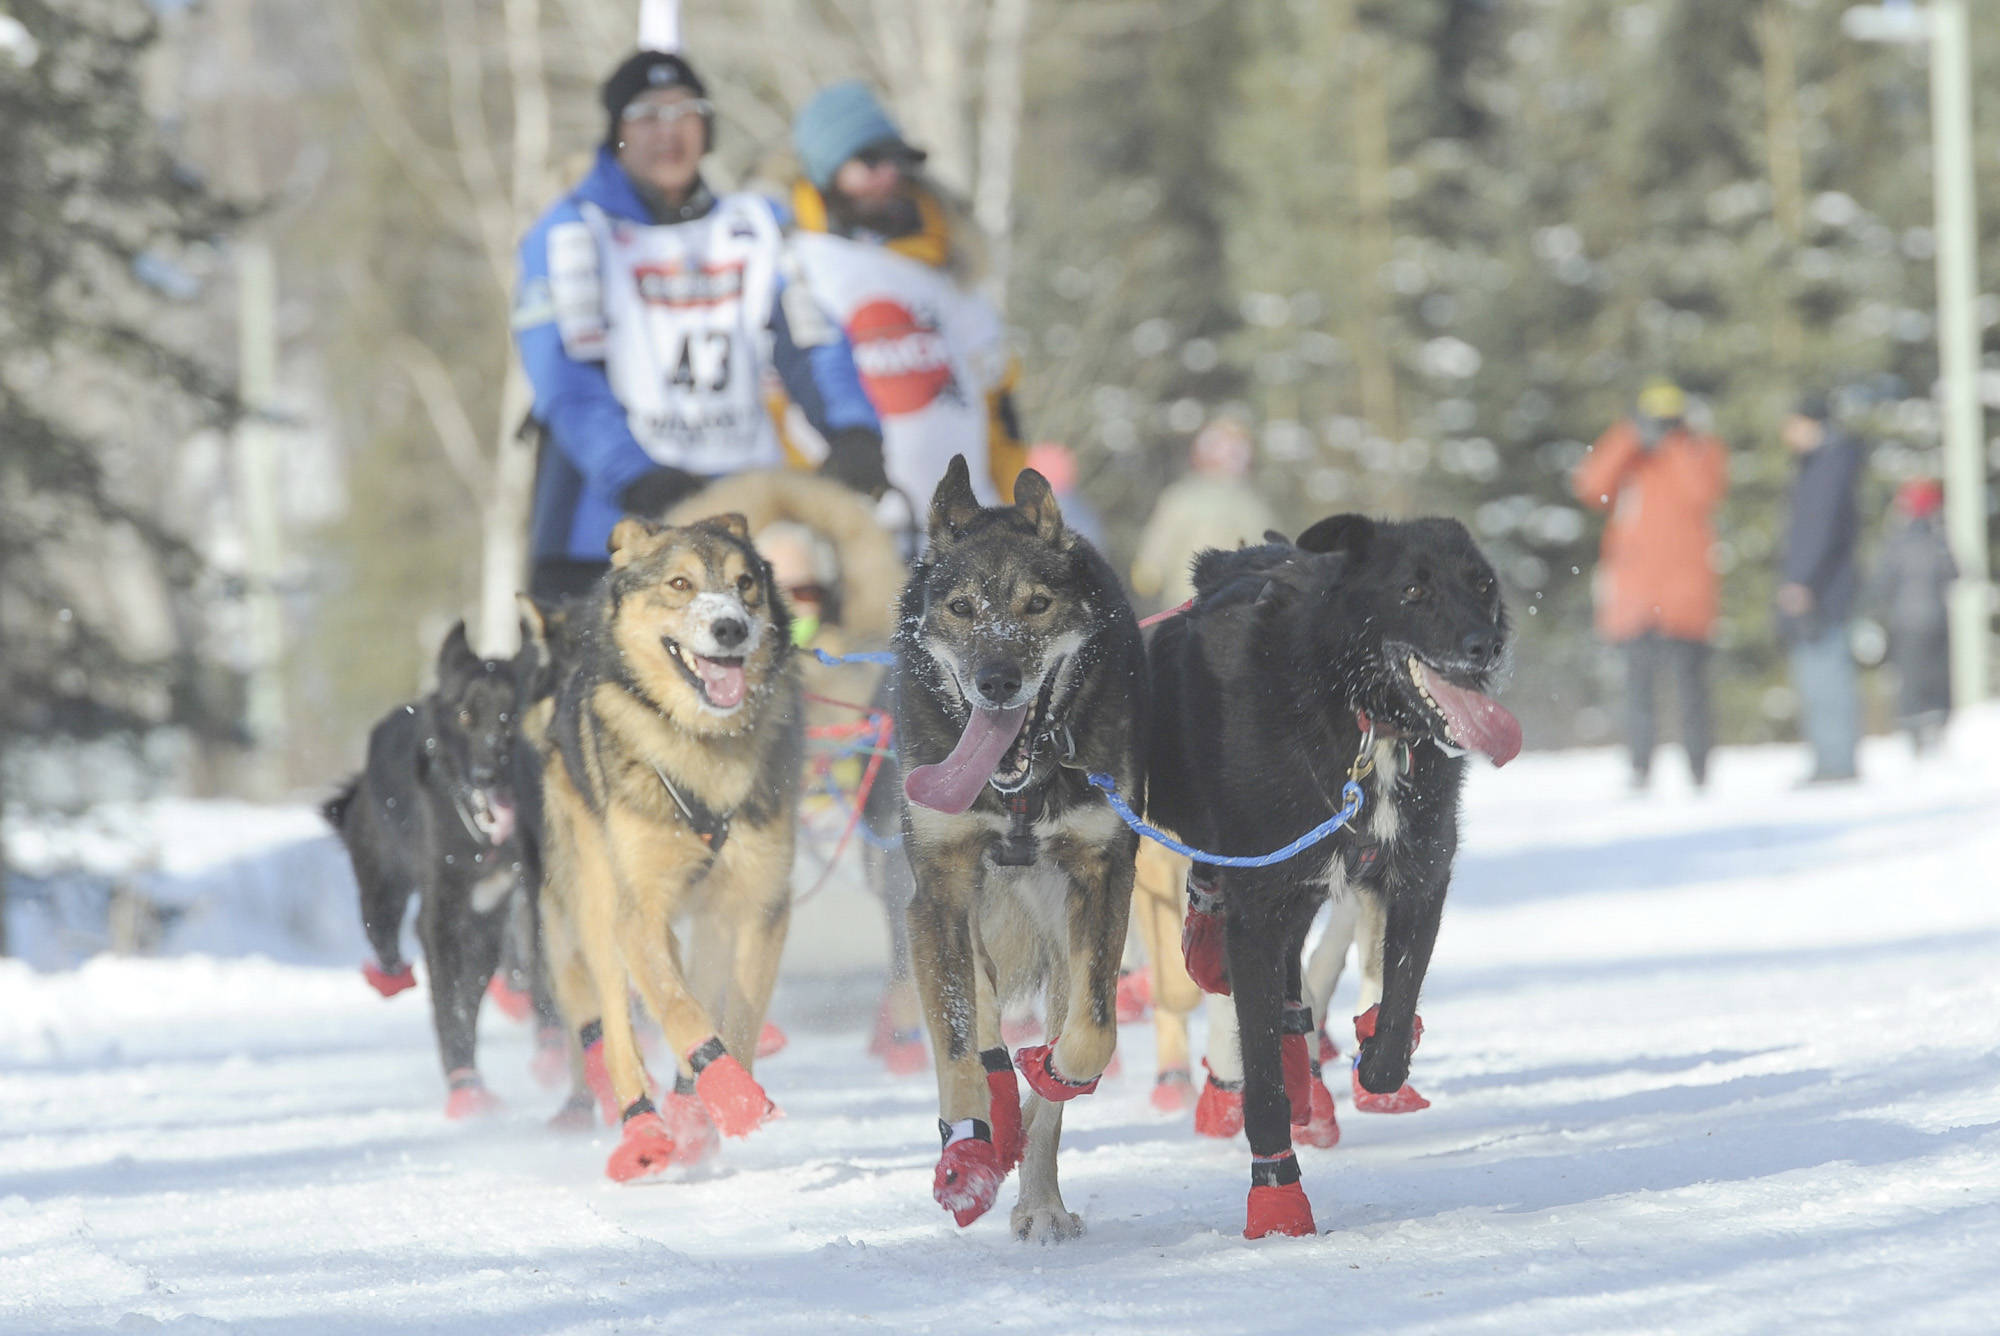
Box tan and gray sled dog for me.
[534,512,803,1183]
[895,456,1147,1240]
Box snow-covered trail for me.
[4,720,1999,1335]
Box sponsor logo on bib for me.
[848,298,955,415]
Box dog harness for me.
[651,763,733,854]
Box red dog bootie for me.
[1317,1023,1340,1066]
[485,975,532,1022]
[689,1038,778,1137]
[1181,873,1230,995]
[933,1120,1005,1228]
[982,1048,1025,1172]
[1116,967,1152,1024]
[1015,1039,1101,1102]
[1152,1067,1196,1113]
[578,1021,619,1126]
[657,1076,721,1168]
[605,1099,679,1183]
[756,1021,787,1059]
[1351,1005,1430,1113]
[1297,1061,1341,1149]
[1194,1060,1244,1138]
[1244,1151,1315,1238]
[362,960,416,998]
[443,1069,502,1120]
[1281,1001,1314,1126]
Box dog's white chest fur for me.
[1319,738,1405,899]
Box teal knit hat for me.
[793,81,920,190]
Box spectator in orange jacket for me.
[1572,379,1730,789]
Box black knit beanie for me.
[601,51,711,150]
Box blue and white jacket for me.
[513,149,879,566]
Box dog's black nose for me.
[1461,630,1501,665]
[974,662,1022,705]
[711,617,748,650]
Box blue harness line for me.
[811,647,897,667]
[1084,772,1367,869]
[809,648,1371,869]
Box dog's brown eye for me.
[948,597,974,617]
[1024,594,1051,615]
[1473,577,1493,596]
[1403,583,1426,602]
[669,575,692,593]
[457,709,472,726]
[737,573,755,593]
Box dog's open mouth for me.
[470,787,517,845]
[988,670,1061,794]
[906,661,1065,813]
[663,635,748,712]
[1393,650,1522,766]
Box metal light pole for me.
[1845,0,1992,708]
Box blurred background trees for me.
[5,0,1996,809]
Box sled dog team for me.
[327,458,1521,1241]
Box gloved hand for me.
[618,466,706,517]
[820,427,890,498]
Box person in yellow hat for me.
[1572,378,1730,789]
[783,81,1026,544]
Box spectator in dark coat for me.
[1871,478,1957,752]
[1776,393,1865,783]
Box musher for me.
[513,46,888,601]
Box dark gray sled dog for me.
[895,456,1146,1241]
[323,622,524,1119]
[1146,514,1521,1238]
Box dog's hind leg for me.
[1305,892,1362,1034]
[1011,1095,1080,1243]
[1226,882,1316,1238]
[1133,844,1198,1106]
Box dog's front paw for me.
[362,960,416,998]
[605,1108,678,1183]
[934,1137,1004,1227]
[1012,1201,1084,1244]
[1015,1041,1100,1102]
[1352,1006,1426,1105]
[1244,1182,1315,1239]
[690,1044,779,1137]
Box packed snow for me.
[4,715,1998,1334]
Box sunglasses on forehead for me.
[621,97,711,126]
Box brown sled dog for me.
[533,512,803,1182]
[896,458,1147,1241]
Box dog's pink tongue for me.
[906,703,1030,814]
[1416,663,1523,767]
[695,655,747,709]
[478,793,517,846]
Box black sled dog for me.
[323,622,525,1118]
[896,456,1146,1240]
[1146,515,1521,1238]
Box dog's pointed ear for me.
[707,512,751,542]
[1296,513,1374,560]
[608,516,667,568]
[1011,468,1066,544]
[436,620,477,677]
[1263,529,1292,547]
[928,455,981,540]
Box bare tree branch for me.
[390,332,489,502]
